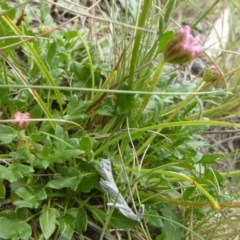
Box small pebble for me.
[191,58,206,76]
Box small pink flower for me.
[163,26,203,64]
[12,111,30,129]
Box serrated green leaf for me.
[0,212,31,240]
[40,205,60,240]
[67,137,80,149]
[14,186,47,208]
[199,153,224,164]
[44,149,83,166]
[96,105,113,116]
[0,125,16,144]
[46,166,82,191]
[65,95,88,120]
[95,96,115,115]
[12,147,28,161]
[0,164,33,182]
[9,164,34,180]
[75,208,87,233]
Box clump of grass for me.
[0,0,240,239]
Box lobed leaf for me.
[40,205,60,240]
[46,166,82,191]
[0,164,34,182]
[14,186,47,208]
[0,211,31,240]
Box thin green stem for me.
[95,120,240,155]
[134,59,166,121]
[141,192,229,208]
[24,139,34,185]
[189,97,240,119]
[128,0,152,89]
[0,84,225,95]
[126,167,220,210]
[221,170,240,178]
[1,14,63,115]
[192,0,220,28]
[78,33,95,100]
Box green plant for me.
[0,0,240,239]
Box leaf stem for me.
[125,167,220,210]
[134,59,166,121]
[128,0,152,89]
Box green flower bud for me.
[203,65,222,82]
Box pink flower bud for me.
[203,65,222,82]
[12,111,30,129]
[163,26,203,64]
